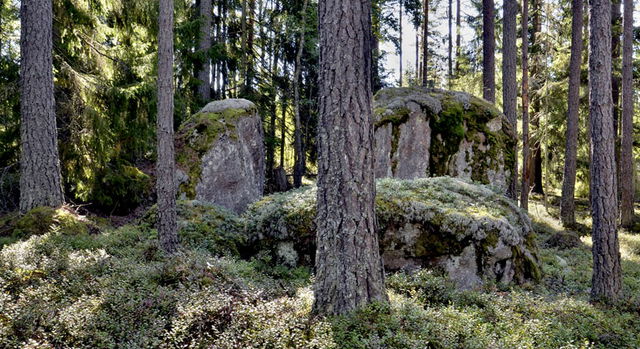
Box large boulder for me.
[373,87,515,192]
[175,99,264,213]
[244,177,540,289]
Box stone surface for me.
[373,87,515,192]
[244,177,541,289]
[175,99,264,213]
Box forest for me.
[0,0,640,347]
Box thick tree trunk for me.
[520,0,530,211]
[157,0,178,254]
[589,0,622,302]
[19,0,64,213]
[531,0,544,195]
[611,0,621,179]
[482,0,495,103]
[197,0,212,102]
[502,0,517,200]
[561,0,584,228]
[314,0,387,316]
[421,0,429,86]
[620,0,634,227]
[293,0,309,188]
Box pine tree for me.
[197,0,212,102]
[521,0,530,211]
[19,0,64,213]
[482,0,495,102]
[620,0,634,227]
[589,0,622,302]
[561,0,584,227]
[502,0,518,200]
[157,0,178,254]
[314,0,388,316]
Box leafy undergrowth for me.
[0,198,639,348]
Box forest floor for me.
[0,196,639,348]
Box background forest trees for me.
[0,0,639,229]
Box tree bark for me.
[620,0,634,227]
[589,0,622,302]
[448,0,453,86]
[455,0,461,75]
[520,0,530,211]
[611,0,621,180]
[197,0,212,102]
[530,0,544,195]
[399,0,403,86]
[19,0,64,213]
[502,0,517,200]
[293,0,309,188]
[561,0,584,228]
[157,0,178,253]
[421,0,429,86]
[482,0,495,103]
[314,0,388,316]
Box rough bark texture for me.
[530,0,544,195]
[502,0,517,200]
[561,0,584,227]
[157,0,179,253]
[520,0,530,211]
[421,0,429,86]
[620,0,634,227]
[314,0,388,316]
[482,0,495,103]
[293,0,309,188]
[589,0,622,302]
[197,0,212,102]
[19,0,64,213]
[611,0,621,169]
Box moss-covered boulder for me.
[373,87,515,192]
[176,99,265,213]
[244,177,540,289]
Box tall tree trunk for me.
[280,62,288,168]
[482,0,495,102]
[589,0,622,302]
[611,0,621,173]
[266,17,280,188]
[415,28,419,83]
[503,0,517,200]
[448,0,453,86]
[399,0,403,86]
[561,0,584,228]
[520,0,530,211]
[197,0,212,102]
[314,0,387,316]
[620,0,634,227]
[293,0,309,188]
[530,0,544,195]
[157,0,178,253]
[19,0,64,213]
[421,0,428,86]
[455,0,461,75]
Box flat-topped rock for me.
[373,87,515,192]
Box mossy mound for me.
[88,162,152,214]
[373,87,515,191]
[0,206,103,246]
[142,200,245,256]
[244,177,541,288]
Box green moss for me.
[429,96,466,176]
[89,163,152,213]
[175,108,252,199]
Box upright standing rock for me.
[19,0,64,213]
[175,99,264,213]
[314,0,388,315]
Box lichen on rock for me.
[175,98,264,213]
[373,87,516,192]
[244,177,541,288]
